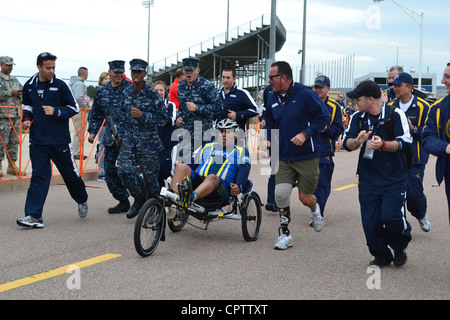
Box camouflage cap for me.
[182,57,200,71]
[0,56,15,65]
[129,58,148,71]
[108,60,125,72]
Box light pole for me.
[300,0,307,84]
[373,0,424,90]
[142,0,154,75]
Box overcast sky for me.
[2,0,449,87]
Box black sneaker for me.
[178,175,193,208]
[369,258,391,268]
[127,196,146,219]
[265,203,278,212]
[108,199,130,214]
[394,250,407,267]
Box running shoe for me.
[274,234,293,250]
[17,215,44,228]
[419,216,431,232]
[78,202,88,218]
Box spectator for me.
[95,71,111,182]
[17,52,88,228]
[69,66,89,160]
[383,65,403,103]
[169,68,184,110]
[154,80,178,188]
[0,56,26,177]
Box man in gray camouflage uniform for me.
[0,56,26,177]
[88,60,132,214]
[117,58,168,219]
[176,57,222,161]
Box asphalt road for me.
[1,150,449,302]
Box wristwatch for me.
[412,126,418,134]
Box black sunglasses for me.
[269,74,282,80]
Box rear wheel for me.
[241,192,262,241]
[134,198,165,257]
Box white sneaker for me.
[78,202,88,218]
[274,234,293,250]
[419,216,431,232]
[17,215,44,228]
[312,214,324,232]
[312,204,323,232]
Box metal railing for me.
[150,15,272,75]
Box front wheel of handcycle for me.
[241,192,262,241]
[134,198,165,257]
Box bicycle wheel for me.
[168,208,189,232]
[241,192,262,241]
[134,198,165,257]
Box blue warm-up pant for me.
[406,164,427,220]
[358,182,412,262]
[25,143,88,218]
[314,156,335,217]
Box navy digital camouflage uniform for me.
[117,59,168,199]
[177,57,222,158]
[88,60,132,202]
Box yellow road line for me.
[334,183,358,191]
[0,253,121,293]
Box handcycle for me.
[134,178,262,257]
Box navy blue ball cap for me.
[314,75,330,87]
[388,72,414,86]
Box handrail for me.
[150,15,271,74]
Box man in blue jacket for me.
[422,62,450,224]
[343,80,412,267]
[388,72,431,232]
[17,52,89,228]
[264,61,330,250]
[216,67,259,131]
[312,75,344,220]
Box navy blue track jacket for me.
[264,82,330,162]
[22,73,78,145]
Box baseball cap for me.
[314,75,330,87]
[346,80,381,99]
[388,72,414,86]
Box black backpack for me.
[359,105,414,171]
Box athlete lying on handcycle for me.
[170,118,252,209]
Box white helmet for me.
[216,118,239,130]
